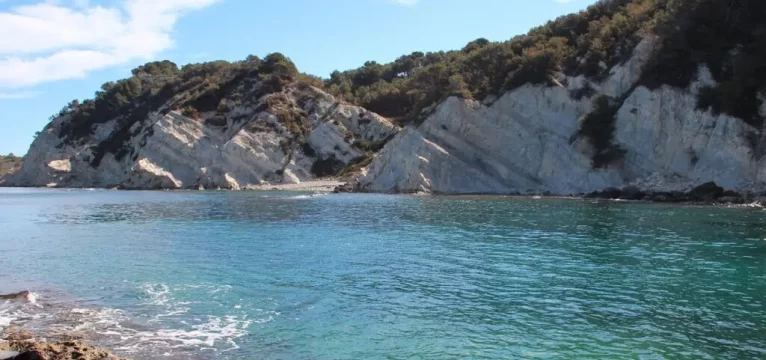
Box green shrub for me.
[579,96,625,168]
[182,107,200,119]
[641,0,766,127]
[325,0,661,123]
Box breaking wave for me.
[0,284,262,359]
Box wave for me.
[284,193,328,200]
[261,193,329,200]
[0,290,42,334]
[0,284,260,358]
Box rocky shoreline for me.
[583,181,766,206]
[5,179,763,207]
[0,329,126,360]
[335,180,766,207]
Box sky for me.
[0,0,597,156]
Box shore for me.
[0,328,126,360]
[243,179,345,192]
[3,179,766,208]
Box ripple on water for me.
[1,190,766,359]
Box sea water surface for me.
[1,188,766,359]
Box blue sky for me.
[0,0,596,155]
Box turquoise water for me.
[1,188,766,359]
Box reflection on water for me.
[0,188,766,359]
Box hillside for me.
[5,55,397,189]
[331,0,765,122]
[0,155,22,181]
[7,0,766,194]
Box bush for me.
[49,51,321,167]
[579,95,625,168]
[641,0,766,126]
[182,107,200,120]
[325,0,662,123]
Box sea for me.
[0,188,765,359]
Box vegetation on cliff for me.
[643,0,766,127]
[47,0,766,170]
[50,53,324,167]
[326,0,765,128]
[325,0,665,123]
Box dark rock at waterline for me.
[584,182,754,204]
[688,182,724,201]
[620,186,646,200]
[0,291,30,301]
[586,187,621,199]
[333,183,356,193]
[719,196,745,204]
[648,192,673,202]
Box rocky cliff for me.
[8,38,766,194]
[356,36,766,195]
[7,0,766,196]
[5,83,397,189]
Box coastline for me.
[0,290,126,360]
[0,179,346,193]
[3,179,766,207]
[243,179,345,192]
[0,334,127,360]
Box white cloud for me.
[392,0,418,5]
[0,0,220,88]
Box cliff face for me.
[6,84,397,189]
[8,36,766,194]
[358,37,766,194]
[8,0,766,194]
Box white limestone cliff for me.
[8,35,766,195]
[359,37,766,194]
[5,85,398,189]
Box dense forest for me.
[51,0,766,155]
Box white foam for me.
[0,314,13,328]
[0,291,43,332]
[141,283,171,306]
[1,285,256,357]
[284,193,328,200]
[26,292,41,308]
[93,283,255,354]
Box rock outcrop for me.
[5,85,398,189]
[7,19,766,196]
[0,155,22,183]
[357,37,766,195]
